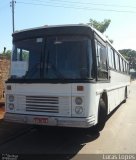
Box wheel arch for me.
[94,91,108,131]
[100,91,108,115]
[125,86,128,98]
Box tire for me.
[93,98,107,132]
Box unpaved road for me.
[0,81,136,159]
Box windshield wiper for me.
[23,62,40,79]
[50,63,65,79]
[45,50,64,79]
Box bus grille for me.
[26,96,59,113]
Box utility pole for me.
[10,0,16,33]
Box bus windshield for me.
[11,36,93,80]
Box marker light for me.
[77,86,84,91]
[8,95,14,102]
[8,104,14,110]
[7,85,11,90]
[75,97,83,105]
[75,106,83,114]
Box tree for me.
[4,50,11,59]
[1,48,11,59]
[88,19,111,33]
[119,49,136,70]
[87,18,113,43]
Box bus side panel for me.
[107,90,116,114]
[108,87,125,113]
[95,70,130,115]
[108,70,130,113]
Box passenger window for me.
[96,41,108,79]
[127,64,129,73]
[120,57,123,72]
[125,62,127,73]
[118,55,121,71]
[108,46,115,69]
[115,52,119,71]
[122,60,125,72]
[123,61,126,73]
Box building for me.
[0,55,10,102]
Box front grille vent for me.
[26,96,59,113]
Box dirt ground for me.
[0,104,5,119]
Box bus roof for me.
[13,24,128,63]
[13,24,94,42]
[13,24,91,34]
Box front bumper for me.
[4,113,95,128]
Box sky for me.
[1,0,136,52]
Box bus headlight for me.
[8,95,14,102]
[75,97,83,105]
[75,106,83,114]
[8,104,14,110]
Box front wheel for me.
[93,98,107,132]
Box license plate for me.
[33,117,48,125]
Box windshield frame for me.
[9,35,95,83]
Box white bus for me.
[5,25,130,131]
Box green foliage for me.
[119,49,136,70]
[22,50,29,61]
[88,19,111,33]
[0,49,11,59]
[3,50,11,59]
[105,35,113,44]
[87,18,113,43]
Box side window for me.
[118,55,121,71]
[123,61,126,73]
[99,45,107,70]
[122,60,125,72]
[127,64,129,73]
[122,59,124,72]
[125,63,127,73]
[13,48,29,62]
[96,41,108,79]
[111,49,115,69]
[115,52,119,71]
[108,46,115,69]
[120,57,123,72]
[125,62,127,73]
[21,50,29,61]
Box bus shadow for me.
[35,126,100,156]
[0,102,126,159]
[106,101,125,121]
[0,124,100,159]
